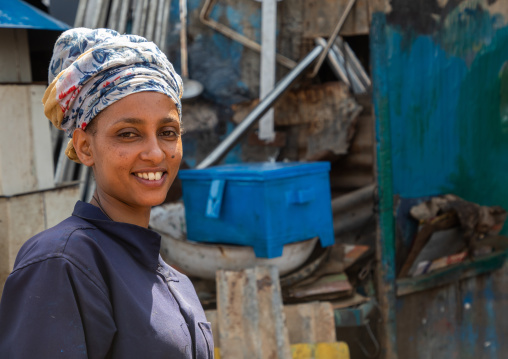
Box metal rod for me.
[159,0,171,53]
[145,0,158,41]
[154,0,165,48]
[333,205,373,235]
[315,37,350,87]
[116,0,130,34]
[335,37,371,88]
[309,0,357,77]
[331,41,365,94]
[332,184,376,213]
[180,0,188,78]
[74,0,87,27]
[107,0,121,30]
[258,0,277,142]
[196,45,323,169]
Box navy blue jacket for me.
[0,201,214,358]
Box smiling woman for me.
[0,29,214,359]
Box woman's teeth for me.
[136,172,163,180]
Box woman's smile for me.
[73,91,183,225]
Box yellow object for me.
[214,342,350,359]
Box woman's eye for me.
[159,130,178,138]
[119,132,137,138]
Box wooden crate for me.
[0,184,80,297]
[0,84,55,196]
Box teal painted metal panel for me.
[0,0,69,30]
[371,1,508,358]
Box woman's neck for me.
[90,191,151,228]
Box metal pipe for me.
[196,45,324,169]
[333,204,373,235]
[314,37,350,87]
[331,184,376,213]
[309,0,357,77]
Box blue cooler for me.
[178,162,334,258]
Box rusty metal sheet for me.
[216,266,291,359]
[231,82,360,159]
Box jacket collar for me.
[72,201,162,271]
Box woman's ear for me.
[73,128,95,167]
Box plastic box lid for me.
[178,162,330,181]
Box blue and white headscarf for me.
[42,28,183,163]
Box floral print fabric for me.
[43,28,183,140]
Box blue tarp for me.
[0,0,69,30]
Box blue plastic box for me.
[178,162,335,258]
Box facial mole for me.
[171,155,175,158]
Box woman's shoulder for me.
[12,215,101,273]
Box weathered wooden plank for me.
[0,86,36,196]
[217,266,291,359]
[302,0,370,37]
[284,301,336,344]
[0,85,55,196]
[0,29,31,83]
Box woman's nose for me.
[139,136,165,163]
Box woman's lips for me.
[132,171,167,186]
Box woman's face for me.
[83,92,182,209]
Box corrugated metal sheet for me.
[0,0,69,30]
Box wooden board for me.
[0,85,55,196]
[302,0,371,38]
[216,266,291,359]
[0,29,31,83]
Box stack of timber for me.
[0,28,80,297]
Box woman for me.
[0,28,213,358]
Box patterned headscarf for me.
[42,28,183,163]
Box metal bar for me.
[196,45,323,169]
[199,0,297,69]
[258,0,277,142]
[309,0,357,77]
[154,0,165,48]
[97,0,110,28]
[74,0,88,27]
[331,42,365,94]
[107,0,122,30]
[116,0,130,34]
[333,204,373,235]
[179,0,188,78]
[145,0,158,41]
[139,0,149,36]
[315,37,350,87]
[335,37,371,88]
[54,139,69,185]
[332,183,376,213]
[132,0,145,35]
[159,0,171,53]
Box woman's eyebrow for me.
[113,117,179,125]
[159,117,179,124]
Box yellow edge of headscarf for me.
[42,49,96,164]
